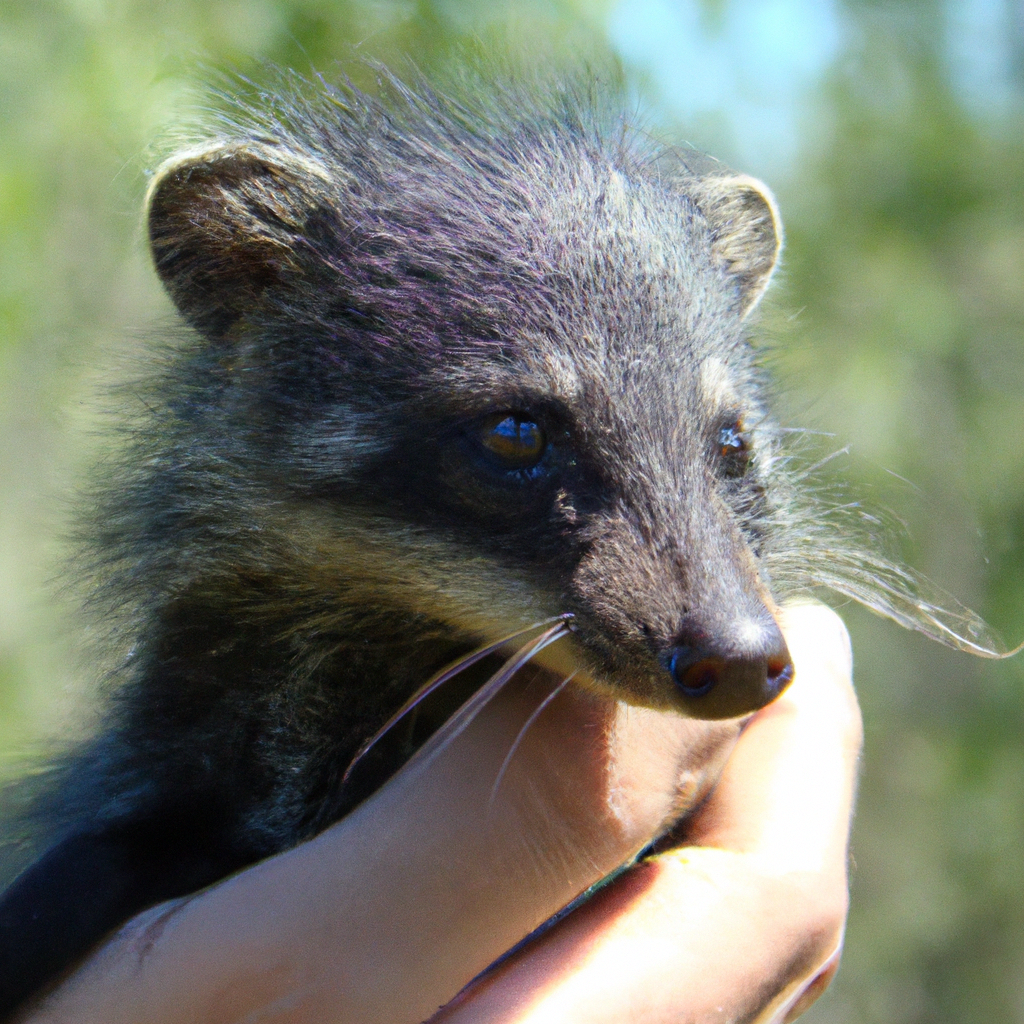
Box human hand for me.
[19,602,859,1024]
[433,601,861,1024]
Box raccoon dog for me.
[0,68,1001,1017]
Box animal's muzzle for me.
[661,613,794,719]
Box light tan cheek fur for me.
[699,355,740,411]
[257,505,561,641]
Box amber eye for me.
[478,413,547,469]
[717,421,752,478]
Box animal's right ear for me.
[146,144,335,337]
[693,174,782,318]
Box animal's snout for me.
[661,612,793,719]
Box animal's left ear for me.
[695,175,782,318]
[146,143,337,337]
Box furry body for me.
[0,70,993,1017]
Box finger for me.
[685,600,862,876]
[782,946,843,1023]
[431,852,847,1024]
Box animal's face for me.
[146,89,792,720]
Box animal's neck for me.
[117,592,483,842]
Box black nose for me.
[662,613,794,719]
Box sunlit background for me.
[2,1,1023,1020]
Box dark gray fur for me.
[0,68,999,1018]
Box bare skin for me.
[18,602,860,1024]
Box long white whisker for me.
[488,671,577,810]
[341,614,571,785]
[400,623,570,781]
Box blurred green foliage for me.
[1,1,1022,1021]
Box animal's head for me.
[141,80,795,721]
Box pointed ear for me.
[146,144,335,336]
[694,174,782,318]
